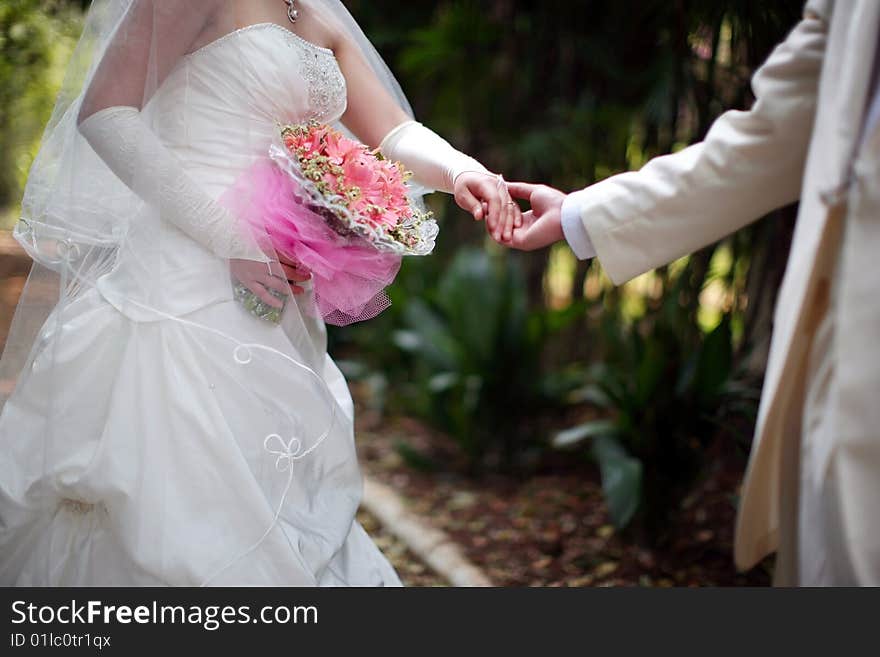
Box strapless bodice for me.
[148,22,348,199]
[98,23,348,322]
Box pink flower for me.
[324,131,362,165]
[379,209,401,226]
[295,126,328,158]
[277,121,429,238]
[350,197,370,216]
[343,154,379,189]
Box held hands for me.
[455,175,567,250]
[504,182,566,251]
[454,172,522,243]
[232,178,560,307]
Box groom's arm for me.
[562,2,829,284]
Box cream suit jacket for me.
[565,0,880,579]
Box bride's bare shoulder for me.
[294,0,349,52]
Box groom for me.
[506,0,880,586]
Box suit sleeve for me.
[566,8,828,284]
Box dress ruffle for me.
[0,288,401,586]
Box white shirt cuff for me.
[561,192,597,260]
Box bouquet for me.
[223,121,438,325]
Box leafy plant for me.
[0,0,82,219]
[555,288,760,536]
[391,247,578,470]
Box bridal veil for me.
[0,0,418,585]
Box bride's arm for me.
[76,0,269,263]
[329,23,521,242]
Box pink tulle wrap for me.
[222,160,401,326]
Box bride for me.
[0,0,519,586]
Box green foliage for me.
[331,1,801,527]
[0,0,82,222]
[554,296,760,535]
[390,247,576,470]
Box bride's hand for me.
[454,172,523,243]
[276,253,312,289]
[230,258,311,309]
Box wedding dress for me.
[0,18,399,587]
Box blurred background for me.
[1,0,806,585]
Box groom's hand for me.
[506,182,566,251]
[454,171,522,243]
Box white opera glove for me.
[78,106,268,262]
[378,120,491,194]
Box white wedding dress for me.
[0,23,402,586]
